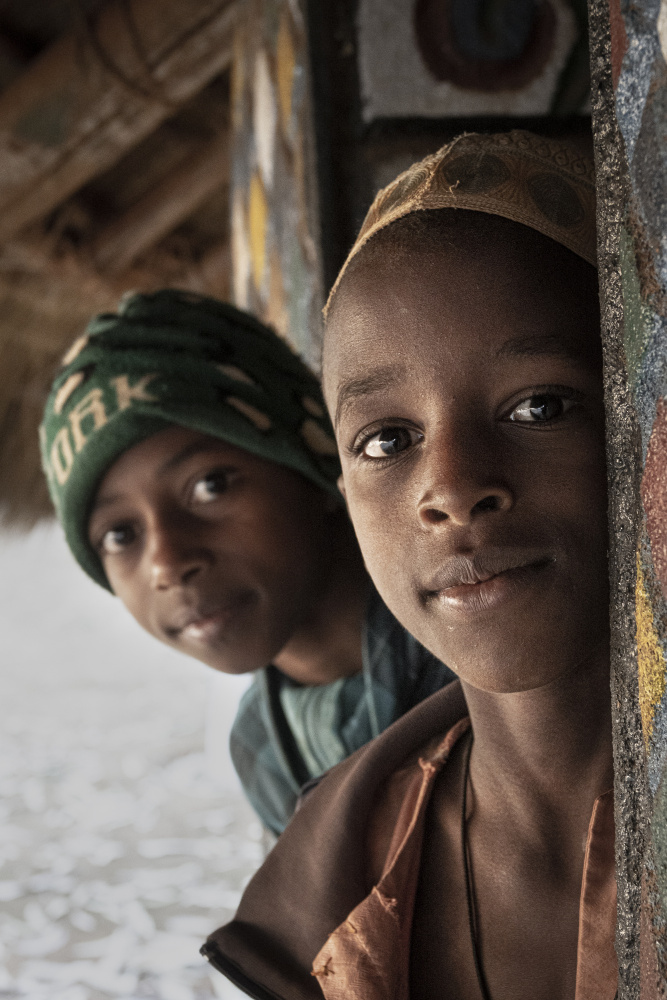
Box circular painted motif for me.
[413,0,556,92]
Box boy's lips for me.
[164,590,255,642]
[423,550,554,612]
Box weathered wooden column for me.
[588,0,667,994]
[228,0,324,368]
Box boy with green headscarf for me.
[40,289,454,834]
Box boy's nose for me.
[416,428,513,528]
[145,515,213,590]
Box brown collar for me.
[202,681,468,1000]
[312,719,616,1000]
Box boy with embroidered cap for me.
[202,130,616,1000]
[40,291,453,835]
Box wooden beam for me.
[0,0,240,244]
[0,224,232,298]
[92,132,230,275]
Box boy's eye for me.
[508,394,574,424]
[361,427,422,458]
[100,525,135,555]
[192,470,230,502]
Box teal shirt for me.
[229,587,455,834]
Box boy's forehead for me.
[324,228,600,406]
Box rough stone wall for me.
[589,0,667,994]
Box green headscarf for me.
[40,290,340,590]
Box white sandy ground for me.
[0,523,262,1000]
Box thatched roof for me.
[0,0,238,526]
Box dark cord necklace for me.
[461,731,494,1000]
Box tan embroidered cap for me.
[325,129,597,315]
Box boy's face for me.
[324,227,608,693]
[88,427,335,674]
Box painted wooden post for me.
[228,0,324,368]
[589,0,667,993]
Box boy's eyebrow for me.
[334,367,403,428]
[497,333,586,362]
[90,492,122,514]
[90,440,227,515]
[159,438,225,474]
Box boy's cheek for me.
[343,491,408,588]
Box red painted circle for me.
[413,0,557,92]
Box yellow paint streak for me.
[636,552,666,747]
[276,12,295,136]
[248,172,268,292]
[266,248,288,337]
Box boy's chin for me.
[454,663,572,695]
[208,660,258,676]
[397,589,609,696]
[441,640,607,695]
[171,638,265,676]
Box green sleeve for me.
[229,668,310,835]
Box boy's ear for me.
[337,473,347,501]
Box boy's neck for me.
[461,644,613,852]
[273,514,371,686]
